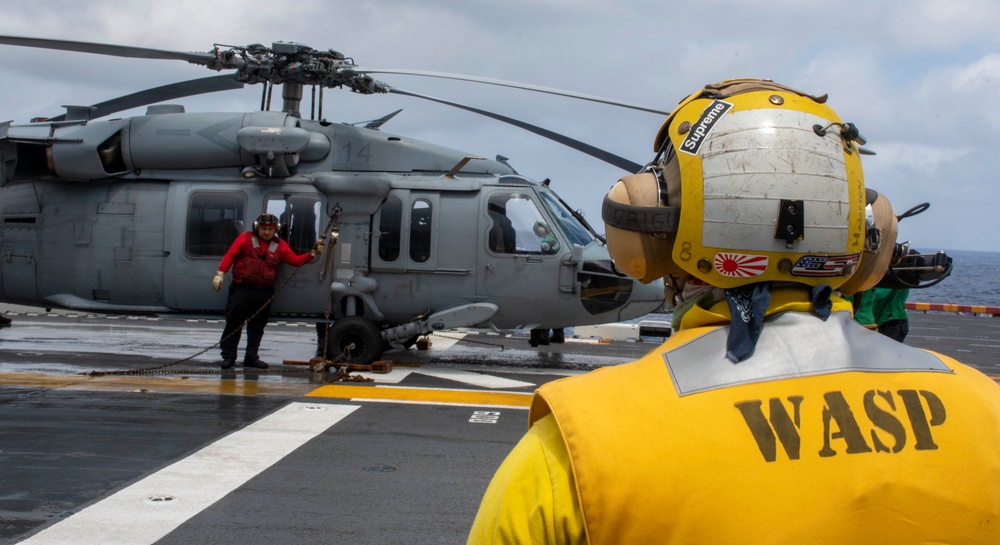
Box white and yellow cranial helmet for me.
[603,79,873,291]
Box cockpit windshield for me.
[538,190,597,247]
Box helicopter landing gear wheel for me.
[326,317,383,365]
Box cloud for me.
[871,142,973,172]
[0,0,998,253]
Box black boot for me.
[243,357,269,369]
[529,329,550,347]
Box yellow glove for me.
[212,271,225,292]
[310,240,325,258]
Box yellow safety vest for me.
[530,302,1000,544]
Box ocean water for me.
[910,249,1000,307]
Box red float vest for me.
[231,236,280,288]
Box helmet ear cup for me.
[603,167,684,284]
[839,193,897,295]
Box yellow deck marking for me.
[0,371,536,405]
[0,371,315,397]
[306,384,533,407]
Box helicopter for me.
[0,35,669,364]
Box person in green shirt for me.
[848,291,877,330]
[850,287,909,342]
[871,287,910,342]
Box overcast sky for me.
[0,0,997,251]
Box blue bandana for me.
[810,284,833,320]
[724,282,772,363]
[724,282,835,363]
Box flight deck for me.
[0,310,997,544]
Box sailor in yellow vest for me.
[467,80,1000,544]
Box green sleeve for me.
[873,287,910,324]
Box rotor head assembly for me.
[203,41,386,93]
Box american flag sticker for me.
[714,253,769,278]
[791,254,860,277]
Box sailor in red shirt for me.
[212,213,323,369]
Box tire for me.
[326,317,384,364]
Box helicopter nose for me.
[622,277,666,319]
[577,254,665,322]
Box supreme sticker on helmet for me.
[791,254,860,277]
[679,99,733,155]
[714,252,768,278]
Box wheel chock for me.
[282,359,312,366]
[282,358,392,374]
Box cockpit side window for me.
[486,192,558,254]
[186,192,246,257]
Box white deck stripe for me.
[19,402,358,545]
[414,367,534,389]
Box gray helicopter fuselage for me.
[0,109,663,330]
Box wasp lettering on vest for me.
[735,389,946,462]
[679,100,733,156]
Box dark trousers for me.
[878,319,909,343]
[220,283,274,361]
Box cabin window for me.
[487,192,556,254]
[409,199,432,263]
[265,193,322,255]
[186,192,247,257]
[378,196,403,261]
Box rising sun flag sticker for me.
[714,253,769,278]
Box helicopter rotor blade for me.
[0,35,383,91]
[0,34,217,65]
[359,68,671,116]
[387,86,643,173]
[46,74,245,122]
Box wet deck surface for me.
[0,310,997,544]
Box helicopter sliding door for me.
[369,188,485,324]
[369,190,439,322]
[163,185,330,315]
[164,188,248,311]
